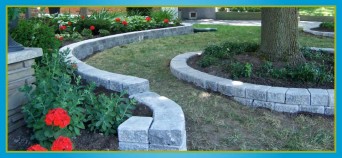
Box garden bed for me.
[8,85,153,151]
[188,42,334,89]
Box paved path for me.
[183,19,321,30]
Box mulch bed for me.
[188,53,334,89]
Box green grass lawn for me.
[85,25,335,150]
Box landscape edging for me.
[170,52,335,116]
[59,25,193,150]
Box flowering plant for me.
[27,144,48,151]
[27,136,73,151]
[89,25,95,31]
[145,16,151,22]
[51,136,73,151]
[45,108,70,128]
[163,19,169,24]
[122,20,128,26]
[115,17,121,22]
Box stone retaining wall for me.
[303,28,334,38]
[170,52,334,116]
[59,25,193,150]
[8,48,43,133]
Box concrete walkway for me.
[183,19,321,30]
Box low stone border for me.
[59,25,192,150]
[303,28,334,38]
[309,47,334,54]
[170,52,334,116]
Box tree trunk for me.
[260,8,305,66]
[79,7,88,17]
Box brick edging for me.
[59,25,192,150]
[170,52,334,116]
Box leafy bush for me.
[21,49,84,148]
[75,18,111,35]
[89,8,123,21]
[202,42,259,59]
[319,22,334,30]
[81,28,93,38]
[83,84,136,135]
[198,55,219,68]
[11,19,61,53]
[228,62,253,79]
[151,10,175,23]
[99,29,111,36]
[126,7,153,16]
[202,45,226,58]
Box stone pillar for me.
[8,48,43,133]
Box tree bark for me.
[79,7,88,17]
[260,8,305,66]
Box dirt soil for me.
[187,53,334,89]
[7,86,153,151]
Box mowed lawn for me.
[85,24,335,151]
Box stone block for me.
[233,97,253,107]
[8,120,26,133]
[327,89,335,107]
[308,89,329,106]
[267,87,288,103]
[218,80,248,97]
[286,88,310,105]
[205,76,226,92]
[253,100,274,109]
[121,77,150,95]
[246,85,271,101]
[8,47,43,64]
[8,68,35,82]
[273,103,299,113]
[149,136,187,151]
[9,112,24,123]
[299,106,325,114]
[23,59,35,67]
[149,120,185,146]
[118,142,149,151]
[325,107,334,115]
[118,116,153,143]
[8,62,24,71]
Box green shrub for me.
[319,22,334,30]
[287,62,333,83]
[11,19,61,53]
[151,9,175,23]
[228,62,253,79]
[198,55,219,68]
[126,7,153,16]
[75,18,111,35]
[202,45,226,58]
[99,29,110,36]
[81,28,93,38]
[21,49,84,148]
[83,85,136,135]
[89,8,123,21]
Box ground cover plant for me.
[192,42,334,89]
[85,24,334,150]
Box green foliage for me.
[230,7,261,12]
[99,29,110,36]
[83,85,136,135]
[202,45,226,58]
[81,28,93,38]
[319,22,334,30]
[287,63,333,84]
[228,62,253,79]
[198,55,219,68]
[126,16,154,31]
[20,49,84,148]
[126,7,153,16]
[89,8,123,21]
[11,19,61,53]
[202,42,259,59]
[151,9,175,23]
[75,18,111,35]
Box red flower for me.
[59,36,63,41]
[68,21,72,26]
[45,108,70,128]
[51,136,73,151]
[81,15,85,20]
[122,20,128,26]
[145,16,151,22]
[163,19,169,24]
[27,144,48,151]
[89,25,95,31]
[115,17,121,22]
[59,25,67,31]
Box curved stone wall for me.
[170,52,334,116]
[59,25,193,150]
